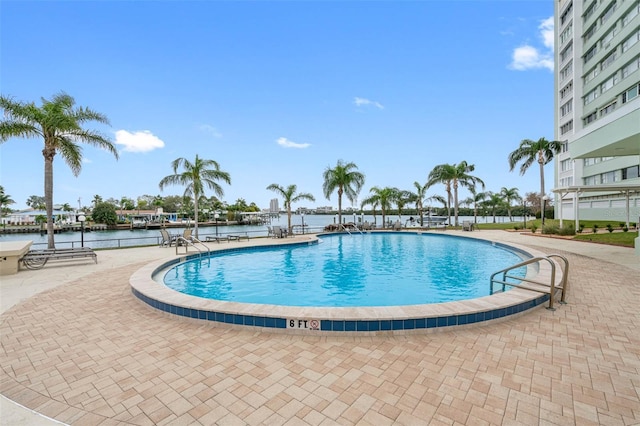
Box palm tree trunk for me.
[287,204,292,234]
[194,195,199,239]
[337,187,343,226]
[453,181,459,226]
[43,148,55,249]
[539,153,546,223]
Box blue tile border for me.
[131,288,549,333]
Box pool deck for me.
[1,230,639,425]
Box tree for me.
[92,201,118,225]
[159,155,231,239]
[500,187,521,222]
[361,186,396,228]
[408,181,430,226]
[462,185,487,224]
[393,189,413,221]
[0,186,15,219]
[0,93,119,248]
[508,137,563,224]
[482,192,505,223]
[427,161,485,227]
[92,194,103,208]
[26,195,46,210]
[266,184,315,234]
[322,160,365,226]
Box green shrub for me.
[606,224,614,233]
[623,225,629,232]
[619,223,625,228]
[530,224,538,233]
[558,223,576,236]
[542,223,559,235]
[514,225,520,231]
[577,223,585,233]
[592,224,599,233]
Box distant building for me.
[315,206,334,214]
[269,198,279,213]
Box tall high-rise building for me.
[554,0,640,224]
[269,198,279,213]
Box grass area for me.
[573,231,638,247]
[456,219,638,248]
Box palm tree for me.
[393,189,413,221]
[408,182,430,226]
[361,198,379,227]
[0,92,119,248]
[0,186,15,220]
[92,195,103,208]
[159,155,231,239]
[462,185,487,224]
[266,184,315,234]
[322,160,365,226]
[500,187,521,222]
[360,186,396,228]
[482,192,505,223]
[508,137,563,224]
[427,161,485,227]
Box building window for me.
[560,82,573,100]
[562,142,570,153]
[584,88,598,105]
[560,120,574,135]
[622,165,640,180]
[560,177,574,187]
[561,1,573,25]
[599,101,617,117]
[584,66,599,83]
[560,23,573,45]
[583,111,598,125]
[561,42,573,63]
[561,100,573,116]
[622,83,640,103]
[600,75,615,93]
[621,56,640,79]
[561,61,574,81]
[600,51,617,71]
[584,1,598,23]
[561,159,573,172]
[600,1,617,26]
[622,1,639,27]
[584,175,599,185]
[601,26,617,50]
[584,23,598,42]
[622,29,640,53]
[584,44,598,64]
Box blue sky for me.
[1,1,555,211]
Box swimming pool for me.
[131,232,552,334]
[162,233,526,306]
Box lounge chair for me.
[272,225,288,238]
[159,229,176,247]
[462,221,474,231]
[393,220,402,231]
[228,233,250,242]
[176,228,195,246]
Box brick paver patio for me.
[1,241,639,425]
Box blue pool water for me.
[162,233,526,307]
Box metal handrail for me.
[174,236,211,259]
[490,254,569,311]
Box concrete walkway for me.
[1,232,638,425]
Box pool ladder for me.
[175,236,211,261]
[490,254,569,311]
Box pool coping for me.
[130,232,555,335]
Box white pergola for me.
[553,184,640,229]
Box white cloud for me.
[114,130,165,153]
[199,124,222,138]
[276,137,310,149]
[509,16,554,72]
[354,97,384,109]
